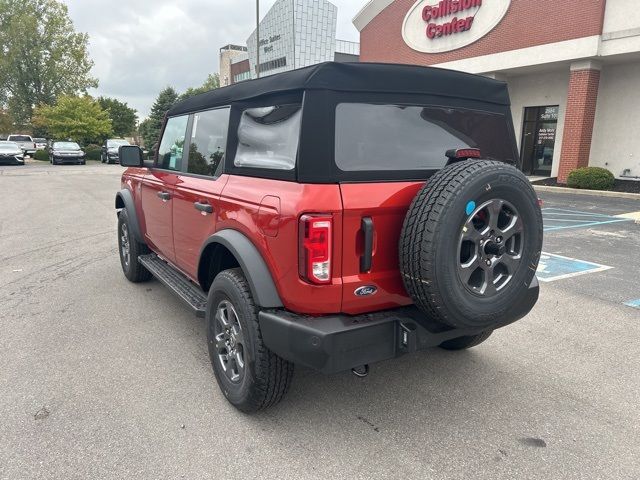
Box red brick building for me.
[354,0,640,181]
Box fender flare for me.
[115,189,144,243]
[201,230,283,308]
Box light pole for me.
[256,0,260,78]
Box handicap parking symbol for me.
[537,253,612,283]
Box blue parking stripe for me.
[544,218,632,232]
[542,207,633,232]
[542,208,614,216]
[625,299,640,309]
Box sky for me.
[64,0,365,119]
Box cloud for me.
[65,0,363,118]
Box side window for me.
[234,104,301,170]
[157,115,188,171]
[187,107,230,177]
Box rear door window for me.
[9,135,32,142]
[234,104,301,171]
[187,107,230,177]
[157,115,188,171]
[335,104,515,172]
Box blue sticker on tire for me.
[466,201,476,216]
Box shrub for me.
[33,149,49,161]
[84,145,101,161]
[566,167,615,191]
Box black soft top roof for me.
[168,62,510,116]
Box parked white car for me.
[0,141,25,165]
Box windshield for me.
[335,104,515,172]
[53,142,80,150]
[8,135,31,142]
[0,142,20,150]
[33,138,46,142]
[107,139,130,147]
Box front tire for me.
[207,268,294,413]
[117,209,151,282]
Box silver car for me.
[0,141,25,165]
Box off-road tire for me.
[117,209,151,282]
[399,160,543,329]
[207,268,294,413]
[439,330,493,350]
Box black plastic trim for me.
[360,217,374,273]
[259,277,539,374]
[201,229,283,308]
[115,189,144,243]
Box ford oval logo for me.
[354,285,378,297]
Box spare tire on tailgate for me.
[399,160,543,330]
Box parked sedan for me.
[101,139,131,164]
[0,141,25,165]
[49,141,86,165]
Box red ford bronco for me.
[115,62,542,412]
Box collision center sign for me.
[402,0,511,53]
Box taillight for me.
[299,214,332,284]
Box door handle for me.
[360,217,374,273]
[194,201,213,214]
[157,191,171,201]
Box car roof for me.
[168,61,511,117]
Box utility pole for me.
[256,0,260,78]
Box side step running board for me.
[138,254,207,318]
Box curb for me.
[533,185,640,200]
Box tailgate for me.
[339,182,424,315]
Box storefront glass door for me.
[520,106,559,177]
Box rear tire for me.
[117,209,151,282]
[207,268,294,413]
[439,331,493,350]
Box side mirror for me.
[119,145,144,167]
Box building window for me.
[520,106,559,177]
[233,71,251,83]
[256,56,287,74]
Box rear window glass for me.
[335,104,515,171]
[234,104,301,171]
[9,135,32,142]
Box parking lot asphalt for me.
[1,163,639,480]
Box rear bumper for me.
[259,277,539,374]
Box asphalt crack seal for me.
[356,415,380,432]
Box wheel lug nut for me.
[496,237,503,243]
[485,260,491,266]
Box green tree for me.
[179,73,220,101]
[0,108,13,134]
[0,0,98,125]
[98,97,137,138]
[138,117,153,149]
[142,87,178,150]
[33,95,112,144]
